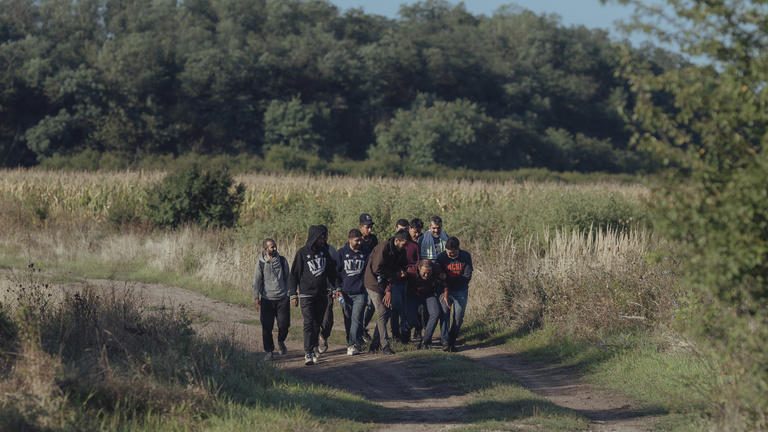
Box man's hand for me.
[291,295,299,307]
[255,299,261,312]
[440,291,449,308]
[383,291,392,308]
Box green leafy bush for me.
[146,165,245,228]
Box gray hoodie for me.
[253,253,290,301]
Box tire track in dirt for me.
[57,278,659,431]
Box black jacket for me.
[363,236,407,295]
[289,225,337,297]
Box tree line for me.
[0,0,683,172]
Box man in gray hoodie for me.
[253,238,291,361]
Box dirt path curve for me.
[63,278,659,431]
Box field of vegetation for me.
[0,168,716,430]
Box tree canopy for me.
[0,0,681,171]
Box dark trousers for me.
[320,293,334,340]
[300,294,328,354]
[260,297,290,353]
[406,295,441,346]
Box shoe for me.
[311,352,319,365]
[400,334,410,344]
[278,342,287,355]
[362,330,372,344]
[318,336,328,354]
[381,345,395,355]
[264,351,274,361]
[347,345,360,356]
[368,344,380,354]
[443,344,457,353]
[304,353,313,366]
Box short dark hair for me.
[262,238,276,249]
[393,231,409,241]
[348,228,362,238]
[430,215,442,226]
[396,218,409,228]
[446,236,460,250]
[418,259,432,269]
[410,218,424,230]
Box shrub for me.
[146,165,245,228]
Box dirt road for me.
[63,278,660,432]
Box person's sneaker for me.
[304,353,313,366]
[347,345,360,356]
[264,351,274,361]
[318,336,328,354]
[311,352,319,365]
[278,341,287,355]
[443,344,457,353]
[367,344,380,354]
[381,345,395,355]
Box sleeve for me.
[326,252,338,293]
[462,253,473,284]
[336,253,344,288]
[371,249,388,292]
[252,261,264,301]
[281,257,290,288]
[288,251,302,297]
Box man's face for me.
[430,223,442,238]
[409,226,421,241]
[315,233,327,249]
[394,237,407,250]
[419,265,432,280]
[349,236,362,250]
[265,241,278,257]
[360,224,373,237]
[446,248,459,259]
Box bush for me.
[146,165,245,228]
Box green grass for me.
[459,322,715,431]
[401,351,590,431]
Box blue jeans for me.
[407,293,441,346]
[342,292,367,348]
[440,288,468,346]
[389,281,407,338]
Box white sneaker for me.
[318,336,328,354]
[304,353,313,366]
[311,352,319,365]
[264,351,274,361]
[347,345,360,356]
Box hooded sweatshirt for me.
[289,225,338,298]
[363,236,407,295]
[436,250,473,292]
[337,243,369,295]
[253,252,290,301]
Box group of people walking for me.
[253,213,473,366]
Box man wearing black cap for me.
[359,213,378,254]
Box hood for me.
[305,225,326,250]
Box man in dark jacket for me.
[318,225,339,355]
[390,219,413,342]
[408,218,427,340]
[336,228,370,355]
[359,212,378,342]
[406,259,445,349]
[289,225,338,366]
[363,230,408,354]
[436,236,473,352]
[253,238,290,361]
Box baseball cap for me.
[359,213,374,226]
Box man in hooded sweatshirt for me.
[363,230,409,354]
[318,225,339,355]
[335,228,370,355]
[253,238,290,361]
[289,225,338,366]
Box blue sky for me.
[329,1,655,47]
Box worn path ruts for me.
[59,278,661,431]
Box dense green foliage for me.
[146,165,245,228]
[618,0,768,428]
[0,0,681,172]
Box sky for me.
[329,0,655,47]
